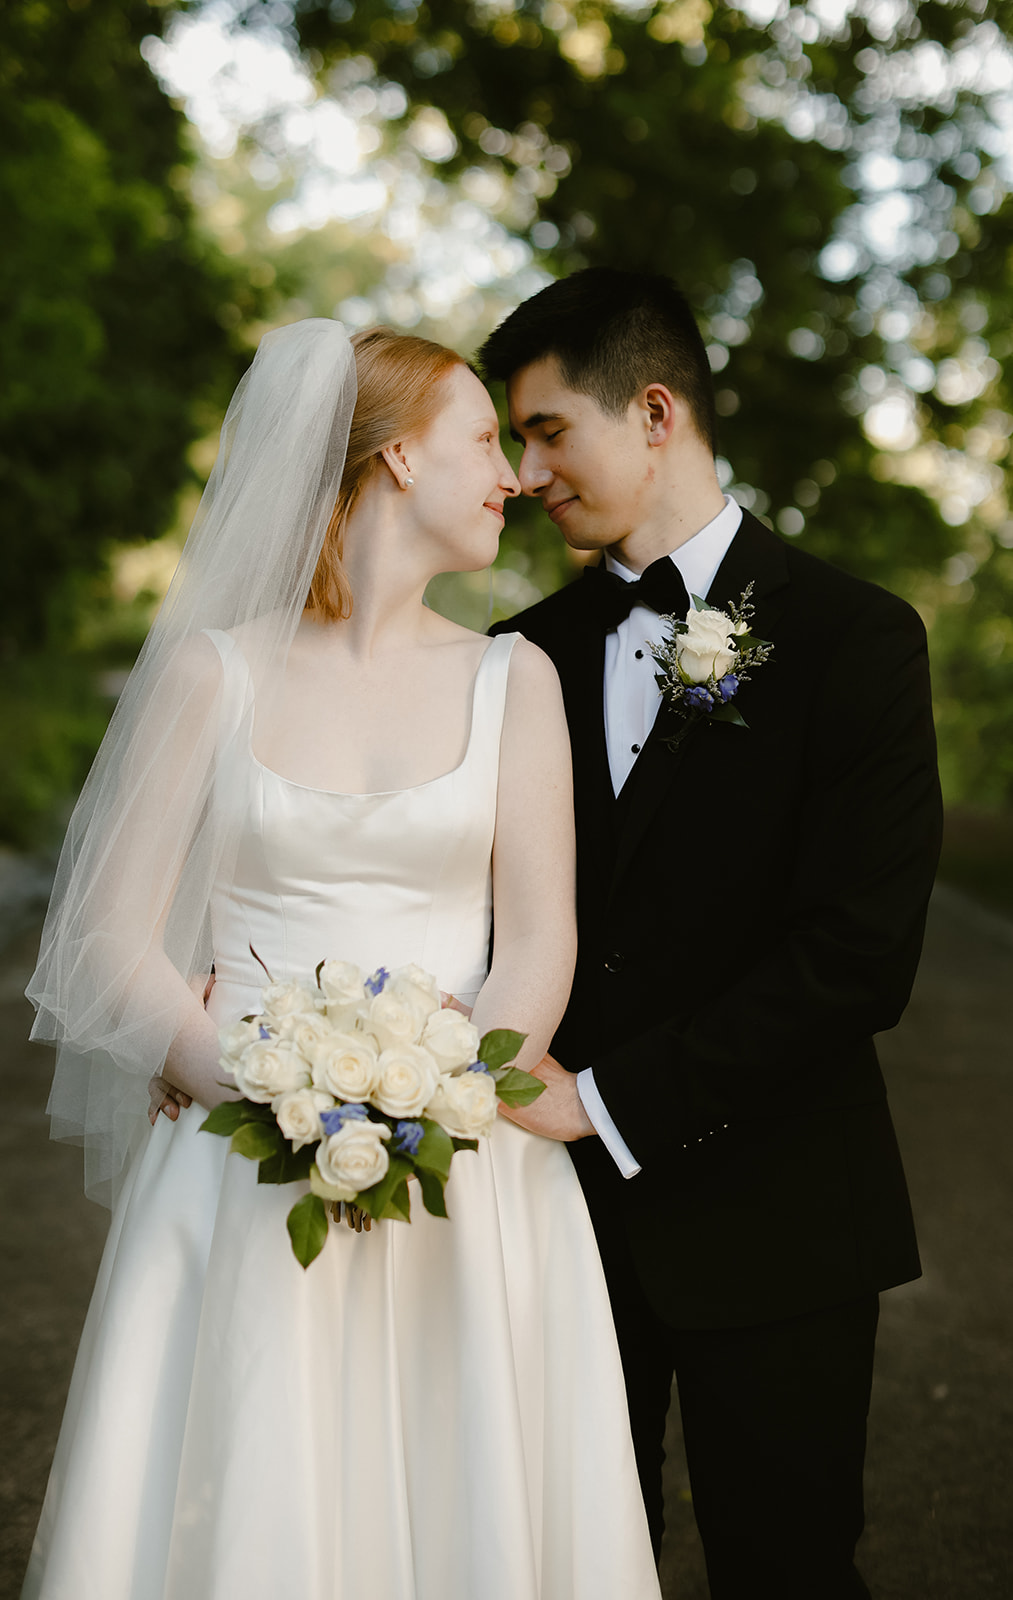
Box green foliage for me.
[0,653,111,851]
[286,1192,329,1269]
[491,1066,546,1108]
[231,0,1012,803]
[0,0,248,655]
[477,1026,526,1070]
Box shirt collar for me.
[604,494,743,603]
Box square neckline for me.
[247,634,508,800]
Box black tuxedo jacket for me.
[493,511,941,1330]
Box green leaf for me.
[230,1121,283,1162]
[691,593,711,612]
[413,1119,454,1180]
[200,1100,253,1137]
[711,704,749,728]
[378,1179,413,1223]
[492,1066,547,1108]
[257,1141,317,1186]
[358,1155,414,1221]
[418,1169,449,1218]
[477,1028,527,1071]
[287,1193,328,1270]
[452,1137,479,1155]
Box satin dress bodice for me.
[206,629,512,1021]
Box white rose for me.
[310,1031,381,1102]
[420,1008,481,1076]
[364,990,424,1054]
[233,1038,311,1103]
[271,1087,334,1151]
[316,1120,391,1199]
[261,979,321,1021]
[388,963,442,1021]
[276,1009,333,1056]
[219,1017,263,1064]
[371,1043,440,1119]
[318,961,366,1031]
[425,1070,498,1140]
[676,608,738,684]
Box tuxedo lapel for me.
[608,512,791,899]
[551,577,614,868]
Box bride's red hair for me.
[306,327,464,622]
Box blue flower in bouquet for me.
[467,1060,491,1074]
[364,966,390,997]
[684,685,715,712]
[393,1119,425,1157]
[258,1023,271,1040]
[717,673,740,703]
[320,1102,370,1136]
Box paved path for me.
[2,886,1011,1599]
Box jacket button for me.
[604,951,625,973]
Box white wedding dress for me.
[23,631,660,1600]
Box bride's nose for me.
[498,452,521,498]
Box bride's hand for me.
[147,1075,192,1126]
[440,992,473,1018]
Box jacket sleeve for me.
[589,593,943,1169]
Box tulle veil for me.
[26,319,358,1206]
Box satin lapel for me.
[608,512,790,900]
[552,582,614,868]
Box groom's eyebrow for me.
[509,409,565,443]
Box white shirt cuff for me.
[576,1068,641,1178]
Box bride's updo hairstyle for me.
[307,326,464,620]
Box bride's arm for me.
[467,640,579,1124]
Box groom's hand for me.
[498,1052,595,1142]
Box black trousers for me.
[594,1207,879,1598]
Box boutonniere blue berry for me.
[647,583,773,750]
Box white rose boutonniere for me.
[648,583,773,749]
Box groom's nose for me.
[517,447,553,498]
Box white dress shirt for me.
[575,495,744,1176]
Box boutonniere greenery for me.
[647,583,773,750]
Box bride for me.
[22,319,661,1599]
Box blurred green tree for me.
[225,0,1013,806]
[0,0,248,657]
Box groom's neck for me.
[607,460,726,574]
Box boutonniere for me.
[647,583,773,750]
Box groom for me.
[483,269,942,1597]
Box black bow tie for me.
[582,556,691,633]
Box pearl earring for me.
[405,476,414,486]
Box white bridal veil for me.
[27,320,358,1205]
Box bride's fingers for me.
[440,991,473,1018]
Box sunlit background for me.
[4,0,1013,903]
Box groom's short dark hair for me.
[479,267,716,453]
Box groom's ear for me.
[642,384,691,449]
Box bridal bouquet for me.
[648,583,773,749]
[200,958,543,1268]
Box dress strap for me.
[468,631,519,770]
[201,628,255,758]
